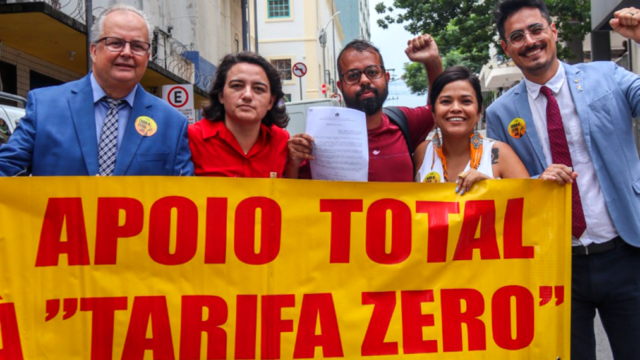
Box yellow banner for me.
[0,177,570,360]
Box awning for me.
[479,64,523,91]
[0,2,88,74]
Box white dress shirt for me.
[524,62,618,246]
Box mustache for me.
[519,43,544,55]
[355,84,379,98]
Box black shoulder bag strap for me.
[383,106,413,157]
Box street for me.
[596,313,613,359]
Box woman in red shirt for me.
[188,52,290,177]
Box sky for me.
[369,0,428,108]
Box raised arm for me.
[610,7,640,43]
[405,34,443,93]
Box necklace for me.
[432,131,484,181]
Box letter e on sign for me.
[162,84,195,123]
[166,86,189,108]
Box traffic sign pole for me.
[299,80,303,101]
[292,62,308,101]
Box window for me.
[0,61,17,99]
[30,71,63,90]
[267,0,290,19]
[270,59,292,81]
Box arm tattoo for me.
[491,148,499,165]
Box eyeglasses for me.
[340,65,385,85]
[508,24,549,47]
[97,37,151,56]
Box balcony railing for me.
[615,53,630,71]
[3,0,203,87]
[151,27,195,84]
[3,0,87,22]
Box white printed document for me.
[305,106,368,181]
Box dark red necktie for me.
[540,86,586,238]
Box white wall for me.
[93,0,242,71]
[257,0,343,101]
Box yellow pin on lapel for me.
[508,118,526,139]
[424,171,441,183]
[135,116,158,137]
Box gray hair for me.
[90,4,153,44]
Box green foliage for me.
[402,49,476,96]
[377,0,591,94]
[442,49,476,71]
[402,62,428,95]
[547,0,592,62]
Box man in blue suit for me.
[0,4,193,176]
[487,0,640,358]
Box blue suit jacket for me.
[0,75,194,176]
[486,61,640,246]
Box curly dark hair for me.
[494,0,552,42]
[202,52,289,128]
[429,66,483,114]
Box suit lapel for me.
[114,85,148,175]
[69,76,99,175]
[564,63,591,152]
[513,82,546,168]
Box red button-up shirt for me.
[188,119,289,178]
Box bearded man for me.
[286,36,442,181]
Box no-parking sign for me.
[162,84,195,124]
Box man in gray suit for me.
[486,1,640,359]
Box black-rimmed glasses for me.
[97,37,151,56]
[508,24,549,47]
[340,65,385,85]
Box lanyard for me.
[432,131,484,182]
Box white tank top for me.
[415,139,496,183]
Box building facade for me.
[253,0,345,102]
[335,0,370,43]
[590,0,639,72]
[0,0,248,108]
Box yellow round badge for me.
[135,116,158,137]
[423,171,441,183]
[508,118,526,139]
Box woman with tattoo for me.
[414,66,529,194]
